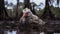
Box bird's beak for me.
[23,13,28,18]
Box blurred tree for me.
[24,0,31,9]
[0,0,8,20]
[24,0,37,15]
[15,0,19,20]
[9,3,13,6]
[5,1,8,5]
[51,6,60,19]
[7,2,24,20]
[57,0,60,8]
[49,0,54,6]
[31,2,37,15]
[41,0,54,19]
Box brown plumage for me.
[19,8,46,25]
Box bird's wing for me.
[32,15,46,25]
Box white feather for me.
[20,8,46,25]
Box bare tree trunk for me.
[24,0,31,9]
[0,0,8,20]
[24,0,36,15]
[15,0,19,20]
[17,0,19,15]
[41,0,54,19]
[57,0,59,8]
[49,0,53,6]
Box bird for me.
[19,8,46,31]
[19,8,46,25]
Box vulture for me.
[19,8,46,25]
[19,8,46,31]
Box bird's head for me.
[22,8,33,18]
